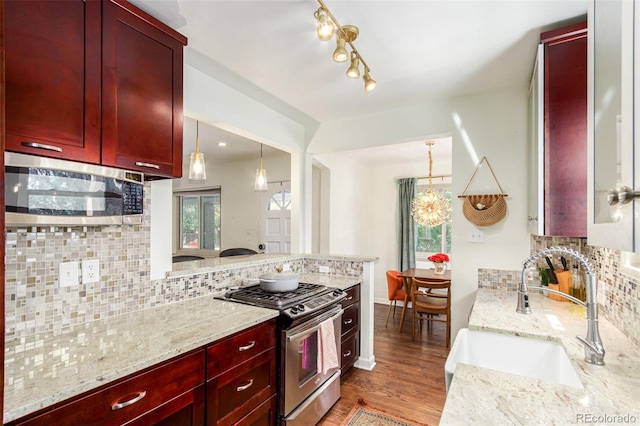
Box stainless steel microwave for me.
[4,152,144,226]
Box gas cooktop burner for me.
[225,282,328,309]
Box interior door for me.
[260,182,291,254]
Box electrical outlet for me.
[82,259,100,284]
[282,263,291,272]
[469,229,484,243]
[59,261,79,287]
[319,265,330,274]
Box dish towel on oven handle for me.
[317,317,340,374]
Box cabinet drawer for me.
[341,332,360,374]
[340,285,360,308]
[341,303,360,337]
[207,319,277,378]
[14,351,205,426]
[235,394,277,426]
[206,348,277,426]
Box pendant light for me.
[188,120,206,180]
[255,143,268,191]
[411,141,449,226]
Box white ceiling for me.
[131,0,587,162]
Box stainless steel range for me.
[225,283,345,425]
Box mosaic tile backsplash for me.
[478,236,640,347]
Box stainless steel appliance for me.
[4,152,144,226]
[225,283,345,425]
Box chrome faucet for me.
[517,247,605,366]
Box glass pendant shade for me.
[316,13,335,41]
[254,144,268,191]
[255,168,268,191]
[333,36,348,62]
[188,121,207,180]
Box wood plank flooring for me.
[318,303,449,426]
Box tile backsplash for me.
[478,236,640,346]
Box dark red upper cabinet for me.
[4,0,102,163]
[101,0,187,178]
[542,21,588,237]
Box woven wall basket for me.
[462,194,507,226]
[460,156,508,227]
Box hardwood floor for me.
[319,303,450,426]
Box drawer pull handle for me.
[135,161,160,170]
[344,319,353,325]
[236,379,254,392]
[238,341,256,351]
[111,391,147,410]
[343,350,352,357]
[345,296,353,301]
[21,142,62,152]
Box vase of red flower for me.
[428,253,450,275]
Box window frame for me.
[173,187,221,256]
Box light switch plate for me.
[319,265,330,274]
[82,259,100,284]
[59,261,79,287]
[282,263,291,272]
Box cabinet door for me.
[542,22,588,237]
[4,0,101,163]
[587,0,637,251]
[102,0,186,178]
[528,44,545,235]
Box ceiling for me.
[131,0,587,162]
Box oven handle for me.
[286,307,344,342]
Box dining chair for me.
[411,277,451,347]
[385,270,407,328]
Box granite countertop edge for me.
[440,288,640,425]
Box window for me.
[415,183,452,257]
[268,189,291,211]
[175,189,221,251]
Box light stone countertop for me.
[168,253,378,278]
[440,289,640,425]
[3,296,279,423]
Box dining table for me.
[396,267,452,332]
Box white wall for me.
[313,153,374,256]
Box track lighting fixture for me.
[346,51,360,78]
[363,68,377,92]
[188,120,206,180]
[314,0,376,92]
[314,8,334,41]
[333,34,348,62]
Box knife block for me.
[551,270,572,302]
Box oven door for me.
[282,304,343,419]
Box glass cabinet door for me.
[588,0,636,251]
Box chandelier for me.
[411,141,449,227]
[314,0,377,92]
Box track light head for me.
[333,35,348,62]
[346,52,360,78]
[315,8,334,41]
[363,68,377,92]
